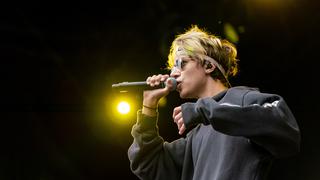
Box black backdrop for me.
[1,1,320,179]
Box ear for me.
[204,61,215,74]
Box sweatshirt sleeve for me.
[181,90,300,158]
[128,110,187,180]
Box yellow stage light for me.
[117,101,130,114]
[158,97,167,107]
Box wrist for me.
[142,104,158,117]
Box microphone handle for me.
[112,81,166,92]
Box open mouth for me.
[176,83,182,92]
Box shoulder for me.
[226,86,260,98]
[218,86,259,106]
[229,86,259,92]
[231,87,283,106]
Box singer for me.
[127,25,300,180]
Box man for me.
[128,25,300,180]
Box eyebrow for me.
[175,56,193,63]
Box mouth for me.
[176,82,182,92]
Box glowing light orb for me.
[117,101,130,114]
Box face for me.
[170,56,207,99]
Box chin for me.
[178,91,186,99]
[179,94,186,99]
[179,90,191,99]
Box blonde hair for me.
[167,25,239,85]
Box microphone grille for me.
[166,77,177,91]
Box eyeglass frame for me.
[171,55,226,75]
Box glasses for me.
[171,58,190,74]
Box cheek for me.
[182,69,205,88]
[185,67,205,80]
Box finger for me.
[149,75,157,86]
[175,118,180,129]
[173,113,182,124]
[175,120,180,129]
[172,106,182,119]
[173,116,177,123]
[179,124,186,135]
[172,107,178,119]
[174,112,182,122]
[154,74,162,85]
[146,76,151,84]
[175,118,182,131]
[178,118,184,129]
[160,74,170,82]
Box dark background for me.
[1,0,320,179]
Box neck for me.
[198,79,228,98]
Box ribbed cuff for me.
[136,109,159,131]
[181,102,205,129]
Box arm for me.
[181,90,300,158]
[128,110,186,180]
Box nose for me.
[170,67,181,79]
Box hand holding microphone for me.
[146,75,176,91]
[143,74,175,116]
[112,74,177,116]
[112,75,177,92]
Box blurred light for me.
[244,0,294,10]
[224,23,239,44]
[248,0,285,6]
[107,93,140,125]
[117,101,130,114]
[158,97,167,107]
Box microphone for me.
[112,77,177,92]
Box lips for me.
[176,82,182,92]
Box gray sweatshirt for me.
[128,86,300,180]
